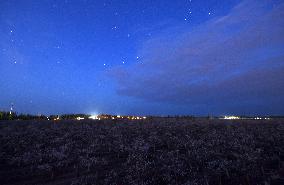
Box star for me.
[208,12,211,15]
[103,63,106,66]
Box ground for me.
[0,118,284,185]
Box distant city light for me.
[221,116,270,120]
[76,117,85,120]
[89,115,99,120]
[224,116,240,120]
[87,114,147,121]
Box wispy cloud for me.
[110,0,284,114]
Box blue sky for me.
[0,0,283,116]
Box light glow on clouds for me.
[111,0,284,114]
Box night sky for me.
[0,0,283,116]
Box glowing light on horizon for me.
[89,115,99,120]
[76,117,85,120]
[224,116,240,120]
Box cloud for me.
[110,0,284,114]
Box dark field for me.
[0,119,284,185]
